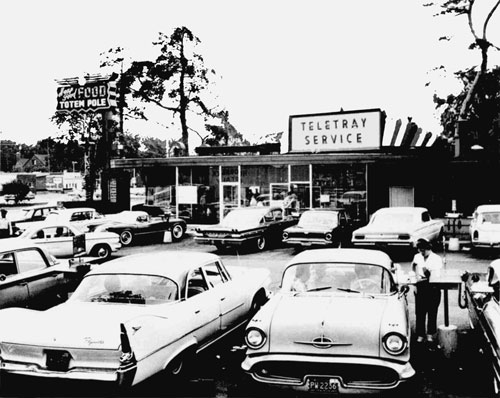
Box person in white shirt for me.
[412,238,443,343]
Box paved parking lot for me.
[2,235,498,397]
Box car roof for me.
[21,204,60,211]
[86,250,222,282]
[476,204,500,212]
[375,207,427,214]
[287,248,393,269]
[226,206,282,216]
[22,221,78,232]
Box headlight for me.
[325,232,333,241]
[383,332,407,355]
[245,328,266,349]
[282,231,289,239]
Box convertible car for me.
[0,250,270,389]
[18,222,121,260]
[242,248,414,394]
[0,239,89,310]
[195,206,297,252]
[89,210,186,245]
[351,206,444,248]
[282,208,354,248]
[470,204,500,249]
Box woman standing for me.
[412,238,443,343]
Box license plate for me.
[307,377,339,393]
[45,350,71,371]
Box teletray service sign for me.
[288,108,382,153]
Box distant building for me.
[13,154,49,173]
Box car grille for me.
[287,232,325,239]
[253,361,399,386]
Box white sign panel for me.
[289,109,382,152]
[177,185,198,204]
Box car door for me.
[183,267,220,345]
[202,261,247,333]
[15,248,64,307]
[0,252,29,309]
[29,226,74,257]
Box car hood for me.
[0,303,157,350]
[267,294,390,357]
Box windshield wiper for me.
[337,287,374,298]
[306,286,332,292]
[337,287,361,293]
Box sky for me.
[1,0,500,149]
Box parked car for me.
[351,206,444,248]
[282,208,354,248]
[337,190,366,207]
[18,207,106,233]
[89,210,186,245]
[0,238,89,310]
[9,204,63,234]
[3,192,35,204]
[18,222,121,260]
[242,248,414,394]
[470,204,500,249]
[195,206,298,251]
[0,250,271,389]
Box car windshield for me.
[69,274,178,305]
[281,262,396,295]
[371,212,414,226]
[298,211,338,228]
[481,212,500,224]
[221,210,263,229]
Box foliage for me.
[426,0,500,140]
[434,67,500,146]
[140,136,167,158]
[117,26,217,155]
[2,180,31,203]
[204,111,250,147]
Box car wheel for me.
[171,223,185,241]
[119,230,133,246]
[250,289,268,315]
[256,236,267,251]
[92,244,111,260]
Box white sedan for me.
[0,251,270,389]
[351,207,444,248]
[470,204,500,248]
[18,222,121,260]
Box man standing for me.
[0,208,12,238]
[412,238,443,343]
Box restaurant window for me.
[312,164,367,223]
[241,165,288,207]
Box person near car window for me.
[487,259,500,301]
[290,266,311,292]
[412,238,443,343]
[0,209,12,239]
[283,191,298,216]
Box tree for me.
[434,66,500,152]
[50,111,110,199]
[203,110,250,147]
[140,136,167,158]
[119,27,216,155]
[2,180,31,203]
[426,0,500,143]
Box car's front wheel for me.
[171,223,185,241]
[92,244,112,260]
[119,230,133,246]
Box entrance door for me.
[221,183,239,217]
[389,186,414,207]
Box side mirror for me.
[398,284,410,298]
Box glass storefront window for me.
[313,164,367,223]
[241,165,288,207]
[291,165,309,181]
